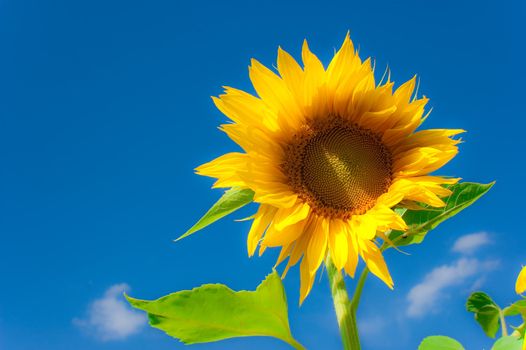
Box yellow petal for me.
[220,123,283,160]
[376,189,405,208]
[252,189,298,208]
[516,266,526,295]
[277,47,304,103]
[215,88,280,132]
[359,239,394,289]
[282,221,314,277]
[393,75,416,105]
[249,59,302,129]
[349,59,375,108]
[299,256,316,304]
[328,219,348,270]
[263,217,308,247]
[301,39,326,111]
[258,243,267,256]
[327,32,356,91]
[352,215,377,240]
[381,99,430,146]
[273,202,311,231]
[358,105,398,132]
[274,243,293,267]
[302,40,325,78]
[394,147,459,177]
[394,129,465,154]
[410,175,461,185]
[195,152,248,188]
[306,217,329,273]
[247,205,277,256]
[368,205,408,232]
[344,227,359,278]
[389,178,448,208]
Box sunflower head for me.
[197,33,463,303]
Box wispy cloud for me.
[359,315,387,338]
[74,283,146,341]
[406,257,499,318]
[406,232,498,318]
[452,232,491,255]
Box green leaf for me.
[492,336,523,350]
[466,292,502,338]
[418,336,465,350]
[389,182,494,247]
[176,187,255,241]
[504,300,526,317]
[125,271,304,350]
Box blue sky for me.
[0,0,523,349]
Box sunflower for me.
[197,34,462,303]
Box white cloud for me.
[406,258,498,318]
[359,316,387,338]
[452,232,491,255]
[74,283,146,341]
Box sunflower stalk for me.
[499,310,508,337]
[325,257,362,350]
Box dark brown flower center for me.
[283,119,393,218]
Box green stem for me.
[351,268,369,313]
[325,257,361,350]
[499,310,508,337]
